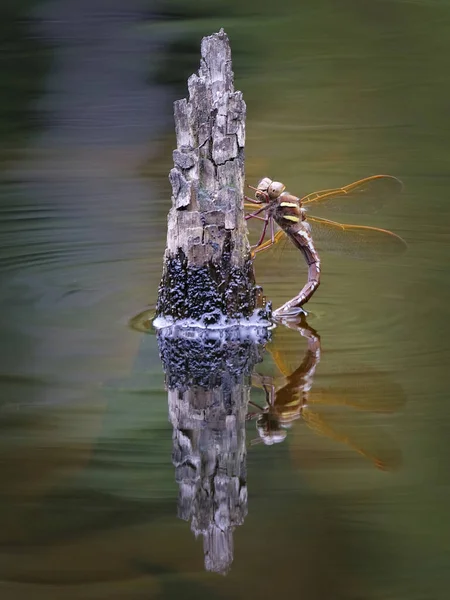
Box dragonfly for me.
[244,174,407,317]
[247,316,404,470]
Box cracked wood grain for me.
[157,29,265,323]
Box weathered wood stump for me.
[154,30,273,573]
[156,29,269,326]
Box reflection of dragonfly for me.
[247,316,404,470]
[245,175,407,317]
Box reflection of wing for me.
[302,174,403,213]
[308,215,406,260]
[309,372,406,414]
[301,409,402,470]
[250,315,404,469]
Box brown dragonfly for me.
[244,175,407,317]
[247,315,404,470]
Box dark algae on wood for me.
[156,29,269,326]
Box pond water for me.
[1,1,450,599]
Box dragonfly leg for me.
[245,204,268,221]
[248,214,268,222]
[249,217,278,256]
[254,215,270,248]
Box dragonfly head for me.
[256,414,287,445]
[255,177,286,201]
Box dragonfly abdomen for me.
[272,213,322,315]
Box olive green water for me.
[1,1,450,598]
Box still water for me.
[1,0,450,598]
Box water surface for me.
[1,1,450,598]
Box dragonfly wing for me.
[302,174,403,214]
[308,215,407,260]
[244,201,263,210]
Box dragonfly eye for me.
[257,177,272,192]
[268,181,286,198]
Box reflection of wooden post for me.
[169,385,248,575]
[158,326,269,574]
[157,29,267,325]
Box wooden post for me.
[156,29,269,326]
[154,30,272,572]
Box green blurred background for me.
[0,0,449,598]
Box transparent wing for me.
[302,174,403,213]
[246,213,406,261]
[308,215,407,260]
[244,201,264,210]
